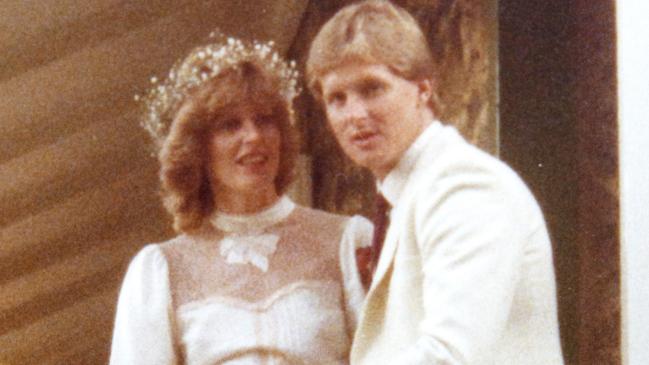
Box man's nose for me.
[342,95,368,121]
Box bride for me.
[109,36,372,364]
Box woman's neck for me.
[213,187,280,215]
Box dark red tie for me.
[357,194,391,290]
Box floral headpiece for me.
[137,33,301,150]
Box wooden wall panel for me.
[0,108,146,226]
[0,0,187,81]
[2,231,151,318]
[0,0,307,162]
[0,291,118,364]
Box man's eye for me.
[361,82,384,97]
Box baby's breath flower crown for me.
[136,33,301,151]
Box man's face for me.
[320,62,431,179]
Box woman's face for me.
[207,102,282,197]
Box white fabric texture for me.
[110,198,373,365]
[213,196,294,272]
[351,122,564,365]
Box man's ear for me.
[416,78,434,104]
[416,78,441,117]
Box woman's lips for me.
[236,153,268,166]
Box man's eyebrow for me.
[356,72,387,84]
[358,77,385,86]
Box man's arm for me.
[398,170,536,364]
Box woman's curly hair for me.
[158,60,299,233]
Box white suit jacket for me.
[350,122,564,364]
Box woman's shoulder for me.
[126,234,211,272]
[292,205,370,225]
[120,243,171,289]
[157,233,194,250]
[294,205,348,223]
[130,243,166,265]
[156,230,218,252]
[126,237,183,268]
[290,205,373,246]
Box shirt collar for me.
[377,121,443,206]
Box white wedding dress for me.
[109,197,373,365]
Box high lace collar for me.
[210,196,296,234]
[209,196,295,272]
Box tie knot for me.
[375,193,391,221]
[358,192,393,290]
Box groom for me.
[306,1,564,364]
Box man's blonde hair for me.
[306,0,435,99]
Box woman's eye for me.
[216,118,241,132]
[326,92,345,106]
[255,114,276,127]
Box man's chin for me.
[348,155,383,174]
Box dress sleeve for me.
[338,215,374,336]
[109,244,178,365]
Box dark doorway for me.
[499,1,620,364]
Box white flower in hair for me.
[137,31,301,152]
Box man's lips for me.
[350,130,380,147]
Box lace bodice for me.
[109,198,373,365]
[178,281,347,365]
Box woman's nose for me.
[241,119,262,142]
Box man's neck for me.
[374,109,434,181]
